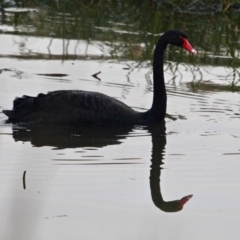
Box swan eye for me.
[179,36,197,54]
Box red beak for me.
[179,194,193,208]
[180,37,197,54]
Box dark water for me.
[0,4,240,240]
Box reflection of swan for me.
[3,30,196,125]
[148,123,192,212]
[12,124,133,149]
[12,123,192,212]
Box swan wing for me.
[7,90,135,124]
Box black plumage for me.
[2,30,196,125]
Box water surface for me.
[0,4,240,240]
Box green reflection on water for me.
[1,2,240,90]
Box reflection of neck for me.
[149,123,191,213]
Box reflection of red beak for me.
[180,37,197,54]
[179,194,193,208]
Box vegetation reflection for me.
[1,1,240,90]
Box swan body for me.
[4,90,146,125]
[2,30,196,125]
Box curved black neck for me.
[149,35,168,121]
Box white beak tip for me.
[191,49,197,54]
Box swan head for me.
[165,30,197,54]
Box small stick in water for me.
[92,71,101,81]
[23,170,26,190]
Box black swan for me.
[2,30,196,125]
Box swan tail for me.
[3,95,37,121]
[2,110,14,118]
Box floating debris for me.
[92,71,101,81]
[22,170,26,190]
[37,73,68,77]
